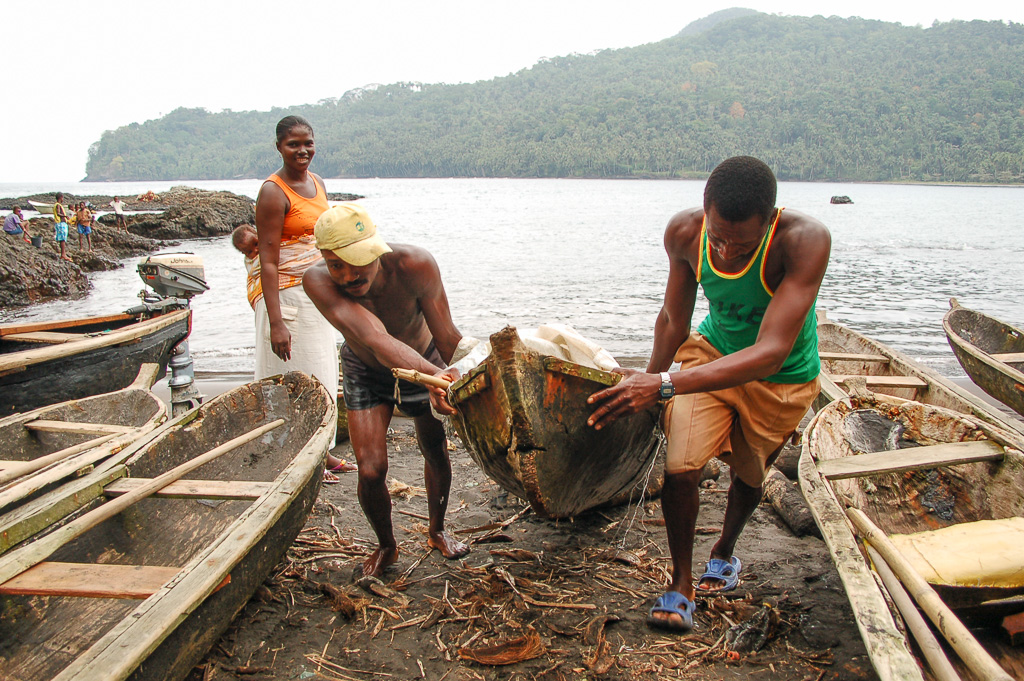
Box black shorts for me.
[341,342,444,417]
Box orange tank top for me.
[263,173,329,240]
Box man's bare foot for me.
[362,547,399,578]
[427,531,469,559]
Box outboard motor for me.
[125,253,210,416]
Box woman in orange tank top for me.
[253,115,351,471]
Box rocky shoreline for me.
[0,187,363,310]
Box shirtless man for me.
[588,156,830,631]
[304,203,469,577]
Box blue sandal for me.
[647,591,695,632]
[696,556,742,594]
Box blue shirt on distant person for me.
[3,212,23,234]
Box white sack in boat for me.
[889,516,1024,589]
[449,324,619,376]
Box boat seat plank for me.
[104,478,272,500]
[816,439,1005,480]
[0,561,180,599]
[2,331,90,344]
[990,352,1024,363]
[23,420,137,436]
[828,375,928,389]
[819,351,890,362]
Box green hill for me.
[85,11,1024,183]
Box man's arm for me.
[413,251,462,365]
[647,213,701,373]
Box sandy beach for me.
[173,372,879,681]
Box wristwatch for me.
[659,372,675,400]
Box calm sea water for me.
[2,178,1022,378]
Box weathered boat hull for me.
[0,372,336,681]
[0,365,167,551]
[815,309,1024,435]
[447,326,663,518]
[800,391,1024,681]
[944,298,1024,418]
[0,309,192,416]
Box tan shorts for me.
[663,333,819,487]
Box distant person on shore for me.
[110,196,129,232]
[253,115,352,478]
[304,203,469,578]
[52,193,71,261]
[587,156,830,632]
[76,202,94,252]
[3,206,32,242]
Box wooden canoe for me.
[944,298,1024,418]
[799,388,1024,681]
[446,326,663,518]
[0,371,335,681]
[815,309,1024,435]
[0,364,167,548]
[0,308,192,416]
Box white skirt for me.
[254,285,339,405]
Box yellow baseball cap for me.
[314,204,392,266]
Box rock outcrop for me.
[0,235,91,308]
[1,187,256,309]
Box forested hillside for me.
[85,11,1024,183]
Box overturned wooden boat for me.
[446,326,663,518]
[0,364,167,550]
[815,309,1024,435]
[800,387,1024,681]
[0,371,335,681]
[944,298,1024,418]
[0,308,191,416]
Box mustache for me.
[344,279,369,290]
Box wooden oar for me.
[0,418,285,586]
[865,545,961,681]
[847,508,1013,681]
[392,368,451,390]
[0,434,118,486]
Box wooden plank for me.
[0,434,117,485]
[820,351,890,362]
[24,420,137,436]
[3,331,90,344]
[991,352,1024,363]
[829,375,928,389]
[0,418,286,585]
[817,440,1005,480]
[0,314,132,337]
[104,478,273,500]
[0,562,180,599]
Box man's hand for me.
[428,367,461,416]
[269,320,292,361]
[587,370,663,430]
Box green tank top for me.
[695,209,820,384]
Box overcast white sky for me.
[5,0,1023,183]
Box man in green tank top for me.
[588,156,831,632]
